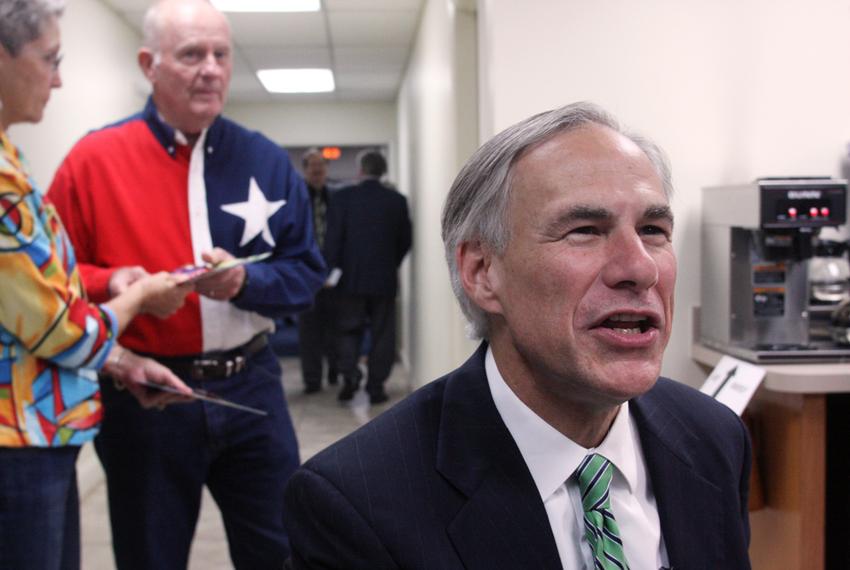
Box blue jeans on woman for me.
[0,445,81,570]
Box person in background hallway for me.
[48,0,326,567]
[298,148,339,394]
[0,1,194,568]
[283,102,752,569]
[324,149,412,404]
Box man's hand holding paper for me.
[193,247,248,301]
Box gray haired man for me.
[284,102,751,569]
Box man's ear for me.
[138,48,156,81]
[457,240,504,316]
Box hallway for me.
[78,357,411,569]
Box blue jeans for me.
[95,346,299,569]
[0,445,81,570]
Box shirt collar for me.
[142,97,215,158]
[485,346,639,501]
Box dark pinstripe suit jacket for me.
[283,343,752,569]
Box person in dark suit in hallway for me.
[298,148,339,393]
[324,149,412,404]
[283,102,752,569]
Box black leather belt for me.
[153,333,269,380]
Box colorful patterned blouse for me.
[0,131,117,447]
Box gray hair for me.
[441,101,673,339]
[0,0,63,56]
[301,147,324,169]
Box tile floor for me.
[79,357,411,569]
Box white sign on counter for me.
[699,355,765,415]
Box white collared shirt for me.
[485,347,670,569]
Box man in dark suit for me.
[284,103,751,569]
[324,150,412,404]
[297,148,339,393]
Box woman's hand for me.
[103,346,194,409]
[132,271,194,319]
[107,265,149,297]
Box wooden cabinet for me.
[691,343,850,570]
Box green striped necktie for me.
[576,453,631,570]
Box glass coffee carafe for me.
[810,240,850,305]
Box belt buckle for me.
[191,358,219,380]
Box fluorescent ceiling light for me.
[257,68,335,93]
[211,0,320,12]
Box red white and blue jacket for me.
[49,98,326,356]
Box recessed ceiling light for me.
[211,0,320,12]
[257,69,335,93]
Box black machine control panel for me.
[759,178,847,229]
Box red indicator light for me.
[810,207,819,218]
[821,207,830,217]
[788,207,798,218]
[322,146,342,160]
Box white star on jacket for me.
[220,177,286,247]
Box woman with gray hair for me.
[0,2,194,568]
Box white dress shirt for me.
[485,347,670,569]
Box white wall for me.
[224,101,397,149]
[478,0,850,387]
[398,0,479,387]
[9,0,145,190]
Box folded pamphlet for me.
[172,252,272,284]
[138,380,268,416]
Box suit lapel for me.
[434,349,728,569]
[437,344,562,570]
[632,382,724,570]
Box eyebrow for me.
[542,203,674,234]
[540,205,609,236]
[645,205,675,228]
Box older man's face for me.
[145,1,232,134]
[303,154,328,189]
[486,124,676,408]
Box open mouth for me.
[597,313,657,335]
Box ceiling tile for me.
[333,46,407,72]
[229,71,264,93]
[230,45,253,69]
[228,12,327,47]
[240,46,332,70]
[328,10,418,47]
[335,70,399,91]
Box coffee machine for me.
[700,177,850,362]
